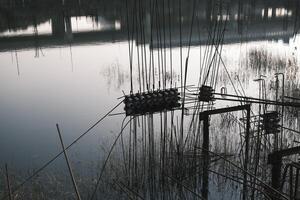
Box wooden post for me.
[199,104,252,199]
[267,146,300,200]
[242,105,251,200]
[56,124,82,200]
[202,114,209,199]
[271,156,282,200]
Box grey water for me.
[0,0,300,198]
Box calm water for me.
[0,0,300,198]
[0,0,299,165]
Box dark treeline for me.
[0,0,299,33]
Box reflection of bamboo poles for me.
[98,0,300,198]
[196,146,289,200]
[56,124,82,200]
[90,117,134,200]
[207,169,272,200]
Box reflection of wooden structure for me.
[281,162,300,199]
[199,104,251,200]
[268,146,300,200]
[261,111,281,135]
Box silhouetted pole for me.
[51,14,65,37]
[202,113,209,199]
[5,164,13,200]
[294,168,299,198]
[270,155,282,200]
[65,16,73,41]
[242,105,251,200]
[56,124,82,200]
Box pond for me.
[0,0,300,199]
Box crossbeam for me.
[268,146,300,200]
[268,146,300,164]
[199,104,250,120]
[199,104,251,200]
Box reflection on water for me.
[100,61,129,91]
[0,0,299,51]
[0,0,300,199]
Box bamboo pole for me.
[56,124,82,200]
[5,164,13,200]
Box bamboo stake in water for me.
[56,124,82,200]
[5,164,13,200]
